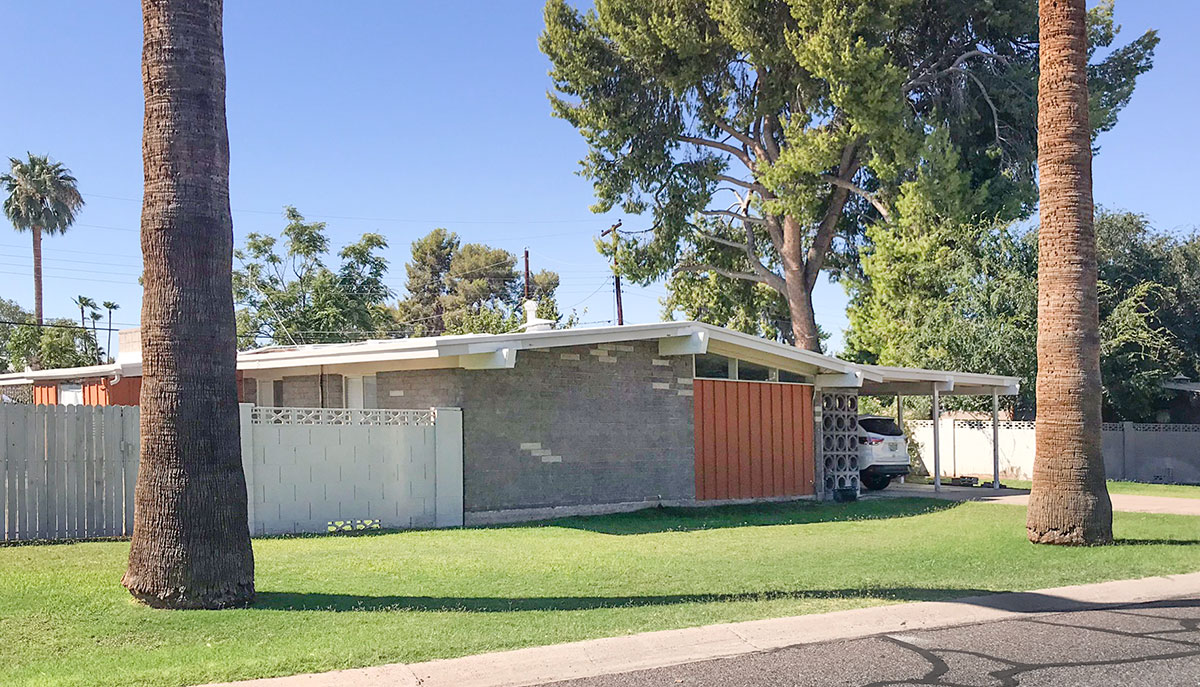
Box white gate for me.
[1,404,139,541]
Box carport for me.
[855,366,1021,492]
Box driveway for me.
[549,596,1200,687]
[876,482,1200,517]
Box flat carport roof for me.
[852,365,1021,495]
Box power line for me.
[81,192,611,226]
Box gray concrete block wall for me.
[371,341,695,513]
[280,374,344,408]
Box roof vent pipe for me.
[521,300,554,332]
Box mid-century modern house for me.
[0,313,1018,527]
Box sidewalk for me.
[202,572,1200,687]
[878,482,1200,516]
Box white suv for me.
[857,415,910,490]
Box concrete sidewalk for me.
[202,572,1200,687]
[878,482,1200,516]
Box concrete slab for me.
[202,572,1200,687]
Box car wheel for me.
[861,473,891,491]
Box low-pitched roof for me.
[0,321,1019,396]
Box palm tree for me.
[74,295,98,328]
[1,155,84,325]
[89,311,104,363]
[102,301,119,361]
[1027,0,1113,545]
[122,0,254,608]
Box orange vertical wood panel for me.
[693,380,815,501]
[780,385,794,496]
[747,385,762,498]
[693,380,705,500]
[700,381,710,499]
[713,381,729,499]
[104,376,142,406]
[33,382,58,405]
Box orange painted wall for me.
[33,373,245,407]
[693,379,815,500]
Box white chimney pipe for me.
[521,300,554,332]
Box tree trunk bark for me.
[786,277,821,352]
[123,0,255,607]
[1027,0,1112,545]
[32,226,43,326]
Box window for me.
[737,361,771,381]
[778,369,807,384]
[694,353,731,379]
[272,380,284,408]
[859,417,905,436]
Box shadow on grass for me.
[1113,538,1200,547]
[540,497,962,535]
[253,586,991,613]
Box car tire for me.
[861,473,892,491]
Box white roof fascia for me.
[0,362,122,385]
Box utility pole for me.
[601,220,624,325]
[523,247,532,301]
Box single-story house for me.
[0,314,1018,520]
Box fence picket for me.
[103,408,122,536]
[0,405,8,540]
[7,406,24,540]
[86,408,102,536]
[123,407,138,535]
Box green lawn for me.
[1001,479,1200,499]
[3,499,1199,687]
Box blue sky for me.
[0,1,1194,356]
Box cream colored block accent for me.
[530,347,550,352]
[589,349,607,356]
[677,377,694,385]
[652,382,671,390]
[560,353,580,361]
[677,389,694,396]
[599,356,617,363]
[520,442,542,450]
[389,389,405,397]
[614,344,635,352]
[541,455,563,463]
[597,344,615,351]
[531,448,552,456]
[652,359,671,366]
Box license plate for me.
[889,442,899,451]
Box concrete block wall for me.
[242,406,463,534]
[375,340,696,514]
[279,374,344,408]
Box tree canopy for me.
[541,0,1155,350]
[390,228,573,336]
[844,209,1200,422]
[233,207,392,347]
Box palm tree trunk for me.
[32,226,43,326]
[106,310,113,361]
[1027,0,1113,545]
[123,0,254,608]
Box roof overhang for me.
[0,361,133,387]
[856,364,1020,397]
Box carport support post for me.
[931,386,942,492]
[991,390,1001,491]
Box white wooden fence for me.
[1,404,463,542]
[909,419,1200,484]
[1,404,139,541]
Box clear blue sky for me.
[0,1,1194,356]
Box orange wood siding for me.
[104,376,142,406]
[32,382,58,405]
[693,379,814,500]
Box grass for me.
[3,498,1200,687]
[1000,479,1200,499]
